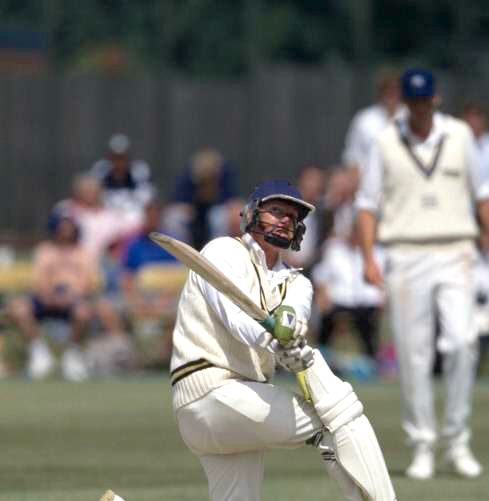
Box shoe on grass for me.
[405,443,434,480]
[28,338,55,380]
[444,445,482,478]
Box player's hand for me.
[272,305,308,348]
[363,257,384,288]
[275,340,314,373]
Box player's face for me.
[110,152,130,173]
[405,96,435,123]
[258,200,299,239]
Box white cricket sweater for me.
[372,114,479,243]
[170,234,313,410]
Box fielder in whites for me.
[356,68,489,480]
[170,179,396,501]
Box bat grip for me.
[259,315,311,402]
[259,316,276,332]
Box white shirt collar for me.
[241,233,302,284]
[242,232,270,269]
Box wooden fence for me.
[0,63,488,235]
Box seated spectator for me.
[461,102,489,169]
[474,232,489,374]
[91,133,156,224]
[167,147,239,249]
[54,173,141,259]
[323,167,358,240]
[208,197,246,239]
[8,214,99,381]
[121,198,183,366]
[284,165,328,273]
[311,229,386,362]
[52,176,139,360]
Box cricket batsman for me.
[170,179,397,501]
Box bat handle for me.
[259,315,312,402]
[259,316,276,332]
[295,370,311,402]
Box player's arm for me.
[196,238,276,349]
[196,239,310,353]
[355,142,384,287]
[356,210,383,286]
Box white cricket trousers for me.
[175,379,326,501]
[384,241,479,448]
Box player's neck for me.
[409,116,433,140]
[265,250,279,269]
[259,239,279,269]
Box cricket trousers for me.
[384,241,479,449]
[175,379,329,501]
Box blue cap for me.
[248,179,315,220]
[401,68,435,98]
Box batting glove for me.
[275,340,314,373]
[273,305,308,348]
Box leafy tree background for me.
[1,0,488,77]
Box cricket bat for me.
[149,232,311,400]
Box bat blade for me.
[149,232,268,322]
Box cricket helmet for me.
[240,179,315,251]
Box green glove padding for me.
[272,305,297,346]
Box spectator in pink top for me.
[7,213,127,381]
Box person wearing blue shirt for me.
[121,198,183,366]
[124,233,177,272]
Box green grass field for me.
[2,375,489,501]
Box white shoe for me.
[444,445,483,478]
[406,444,434,480]
[28,338,55,380]
[61,346,90,382]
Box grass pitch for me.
[2,375,489,501]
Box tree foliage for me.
[0,0,488,76]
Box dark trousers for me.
[319,305,381,359]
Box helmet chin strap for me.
[264,232,291,249]
[253,223,293,249]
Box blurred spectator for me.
[168,147,239,249]
[121,198,183,366]
[51,174,139,367]
[284,165,328,273]
[323,167,358,240]
[461,102,489,168]
[208,197,246,239]
[342,68,404,188]
[122,198,179,278]
[311,227,385,361]
[474,233,489,375]
[91,133,155,224]
[54,173,141,259]
[7,214,99,381]
[461,103,489,373]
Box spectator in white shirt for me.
[312,228,385,360]
[91,133,156,223]
[461,102,489,173]
[343,68,404,188]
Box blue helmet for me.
[240,179,315,251]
